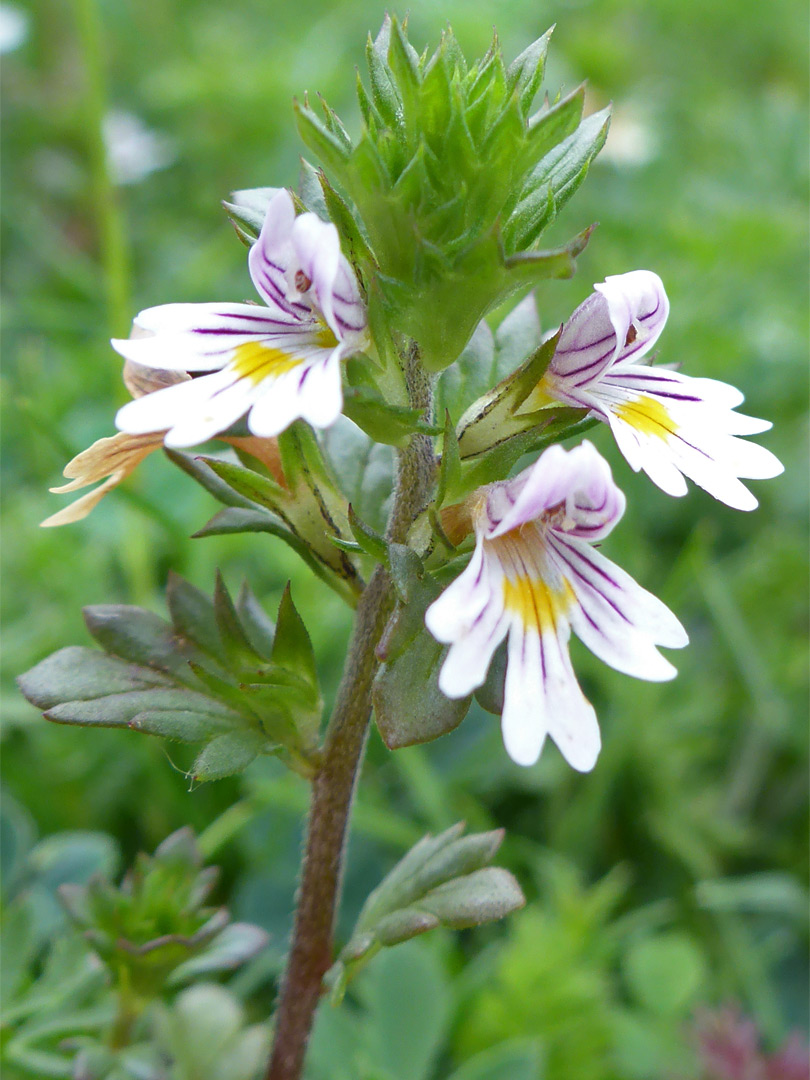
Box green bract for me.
[293,16,608,371]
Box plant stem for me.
[265,345,434,1080]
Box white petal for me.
[425,542,489,643]
[295,353,344,429]
[116,371,234,436]
[548,532,689,654]
[438,601,509,698]
[540,630,601,772]
[596,270,670,366]
[111,302,307,372]
[162,377,263,448]
[501,626,547,766]
[490,441,625,542]
[291,213,341,336]
[245,368,312,438]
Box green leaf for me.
[154,985,270,1080]
[373,629,471,750]
[236,582,276,660]
[297,159,329,220]
[294,99,352,181]
[192,732,268,782]
[166,571,222,659]
[342,381,438,446]
[18,577,321,775]
[213,571,262,672]
[474,641,507,716]
[202,457,286,512]
[435,317,496,421]
[348,504,388,563]
[165,449,256,509]
[530,105,610,215]
[330,824,524,997]
[455,328,562,460]
[506,28,553,115]
[493,292,542,381]
[321,417,395,534]
[318,170,376,270]
[270,584,319,693]
[17,646,171,710]
[83,604,203,686]
[358,942,451,1080]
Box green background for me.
[2,0,808,1075]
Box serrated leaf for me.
[529,106,610,216]
[129,709,235,742]
[294,100,352,181]
[46,688,232,728]
[455,328,562,459]
[297,159,329,220]
[19,577,323,772]
[166,571,223,659]
[213,572,261,672]
[416,868,524,928]
[202,457,286,513]
[342,383,438,446]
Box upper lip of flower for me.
[110,189,367,448]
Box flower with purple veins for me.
[426,441,688,770]
[113,189,367,448]
[521,270,783,510]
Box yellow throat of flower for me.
[614,394,676,440]
[502,573,575,634]
[231,341,303,384]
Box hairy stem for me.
[265,346,434,1080]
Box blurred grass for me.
[1,0,808,1074]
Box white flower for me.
[523,270,783,510]
[426,442,688,770]
[102,110,176,186]
[113,189,367,448]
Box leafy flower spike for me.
[525,270,783,509]
[426,442,688,770]
[112,189,368,447]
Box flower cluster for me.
[43,141,782,778]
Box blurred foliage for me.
[1,0,807,1075]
